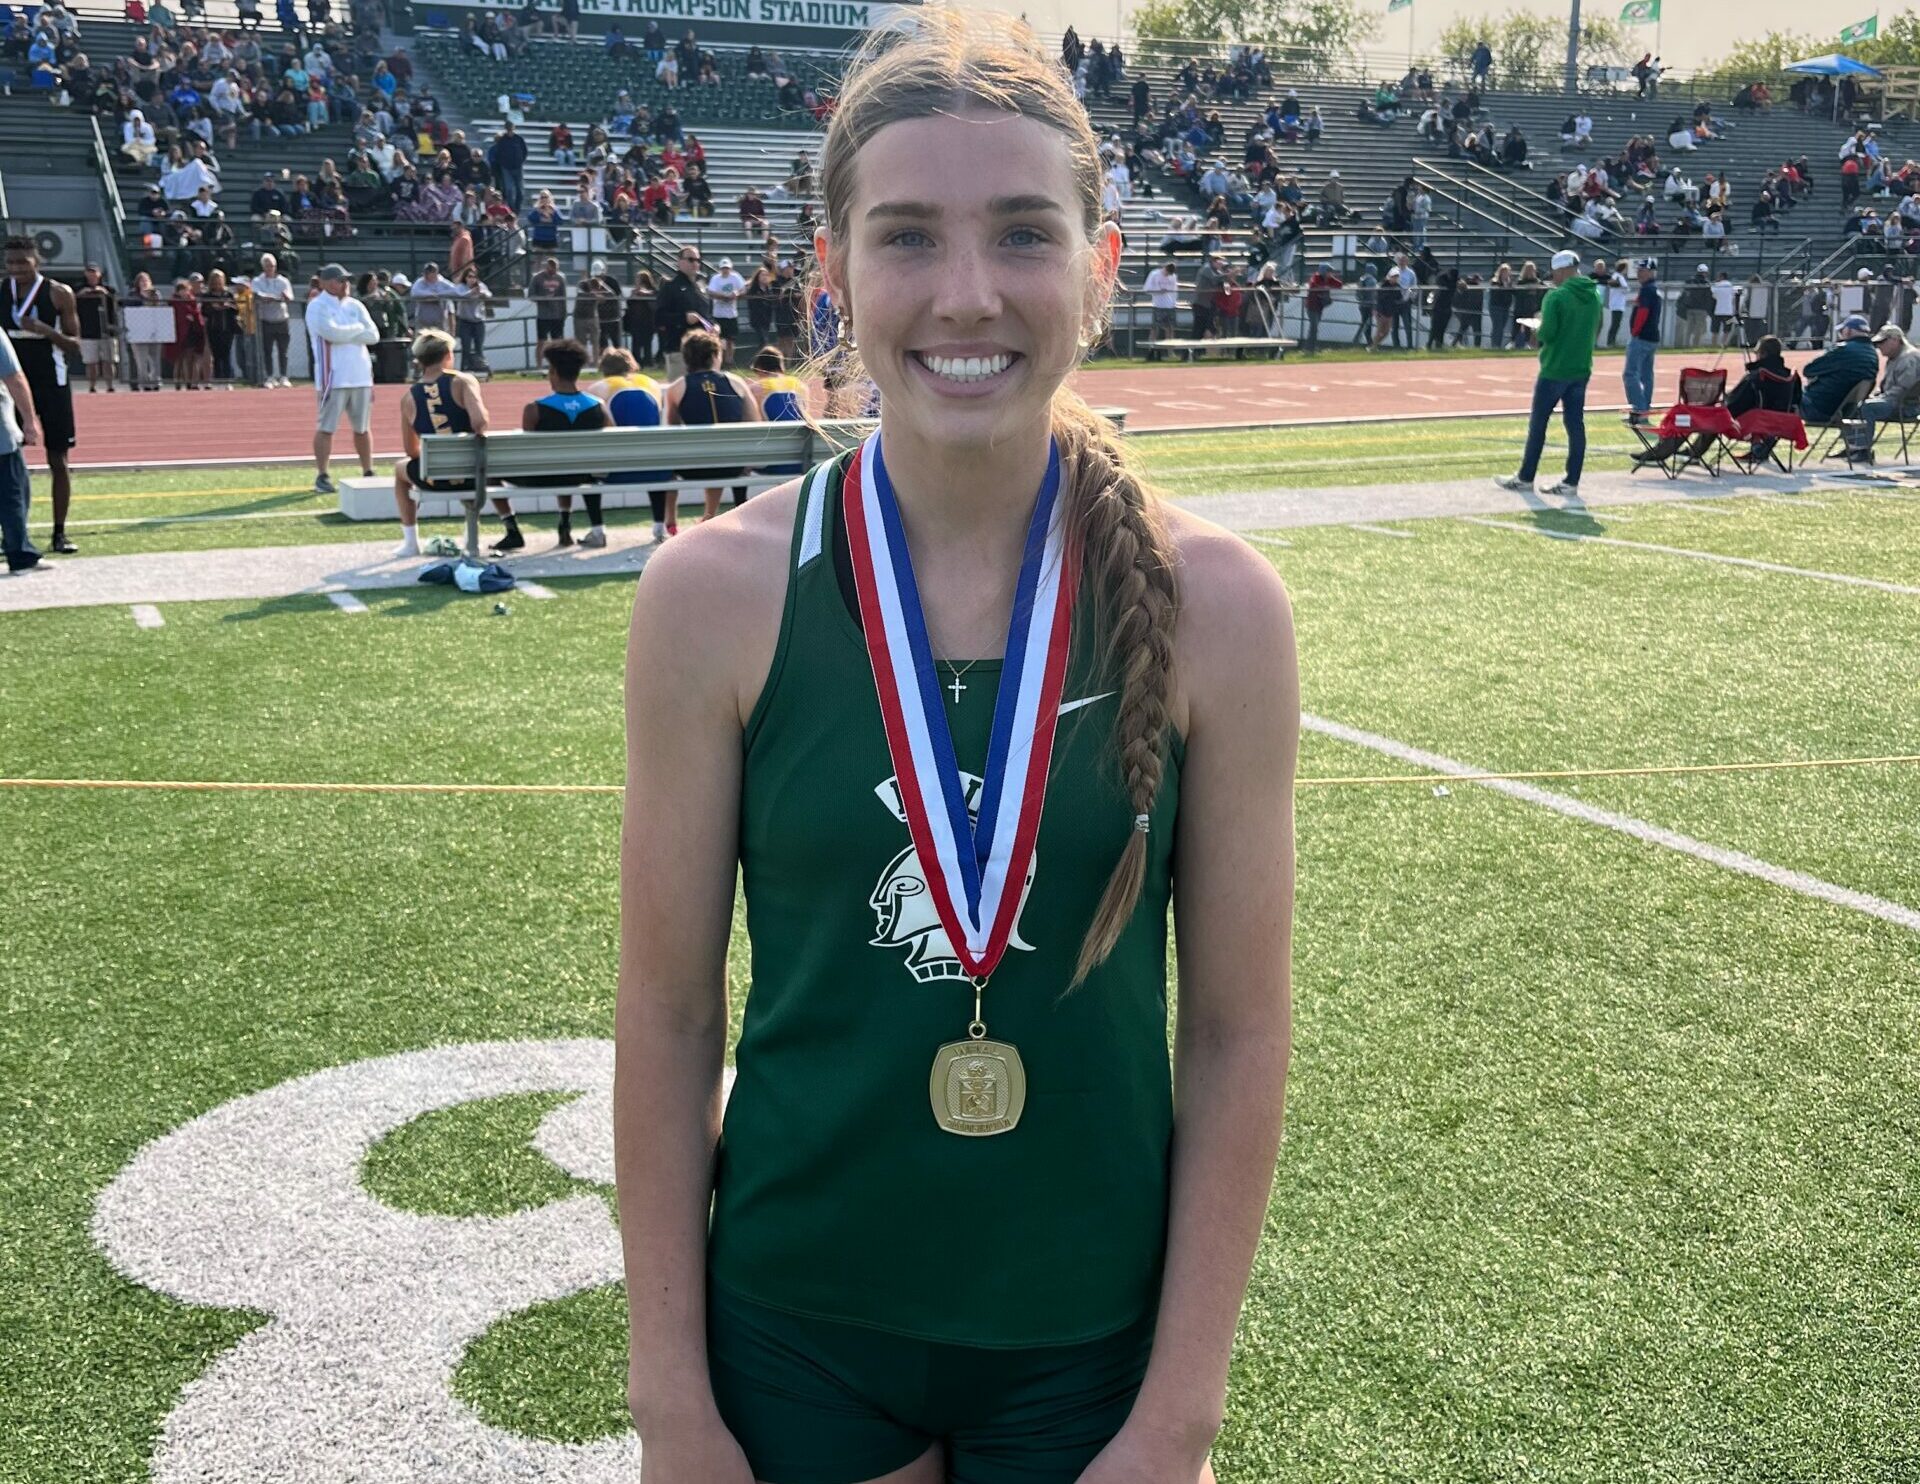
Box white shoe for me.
[651,521,666,543]
[1492,474,1531,491]
[579,527,608,548]
[1540,480,1580,497]
[394,539,420,558]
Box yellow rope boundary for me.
[4,754,1918,796]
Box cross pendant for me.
[948,672,966,703]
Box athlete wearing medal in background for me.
[616,15,1297,1484]
[4,238,83,555]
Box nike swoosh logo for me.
[1057,691,1116,717]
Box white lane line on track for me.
[327,591,369,614]
[130,604,164,629]
[1460,516,1920,596]
[1151,445,1643,480]
[1349,523,1415,539]
[60,509,333,530]
[518,581,556,599]
[1303,713,1920,935]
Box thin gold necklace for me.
[937,655,982,703]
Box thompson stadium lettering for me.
[428,0,904,24]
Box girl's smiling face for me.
[819,110,1117,447]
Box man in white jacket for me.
[304,262,379,494]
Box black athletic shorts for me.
[716,316,738,340]
[403,456,474,493]
[27,375,75,453]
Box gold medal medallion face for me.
[929,1039,1026,1135]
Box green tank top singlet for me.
[708,449,1184,1348]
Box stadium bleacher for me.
[1,0,1909,362]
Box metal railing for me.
[1419,153,1827,281]
[1412,156,1568,242]
[90,114,127,247]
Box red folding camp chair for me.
[1721,371,1808,473]
[1629,366,1728,479]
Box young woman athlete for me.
[616,16,1297,1484]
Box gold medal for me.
[930,976,1026,1136]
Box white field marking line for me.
[326,591,369,614]
[1244,533,1294,549]
[1665,498,1744,517]
[1348,523,1415,539]
[45,399,1651,472]
[58,509,337,531]
[518,581,556,599]
[1837,485,1920,502]
[1303,714,1920,936]
[1460,516,1920,596]
[130,604,164,629]
[1749,492,1828,508]
[1150,445,1641,479]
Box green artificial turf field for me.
[3,482,1918,1482]
[33,415,1642,557]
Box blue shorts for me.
[706,1280,1156,1484]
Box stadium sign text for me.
[427,0,904,25]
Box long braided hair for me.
[807,9,1180,988]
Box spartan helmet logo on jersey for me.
[869,772,1037,983]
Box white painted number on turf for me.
[94,1040,731,1480]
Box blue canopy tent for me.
[1786,54,1884,118]
[1785,54,1882,77]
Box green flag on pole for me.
[1619,0,1659,24]
[1388,0,1411,12]
[1840,15,1878,42]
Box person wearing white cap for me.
[1317,169,1347,226]
[303,262,379,495]
[1841,322,1920,463]
[706,255,747,367]
[1495,249,1602,498]
[1676,264,1714,349]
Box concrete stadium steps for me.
[1088,70,1868,264]
[469,118,826,265]
[0,95,103,172]
[415,31,837,137]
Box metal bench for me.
[410,409,1129,557]
[411,422,856,558]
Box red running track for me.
[27,349,1805,469]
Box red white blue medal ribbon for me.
[843,430,1077,981]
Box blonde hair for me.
[409,328,455,366]
[811,9,1178,987]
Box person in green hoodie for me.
[1496,247,1605,496]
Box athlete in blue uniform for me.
[748,345,807,477]
[589,346,680,542]
[393,329,491,557]
[663,328,763,520]
[492,336,610,553]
